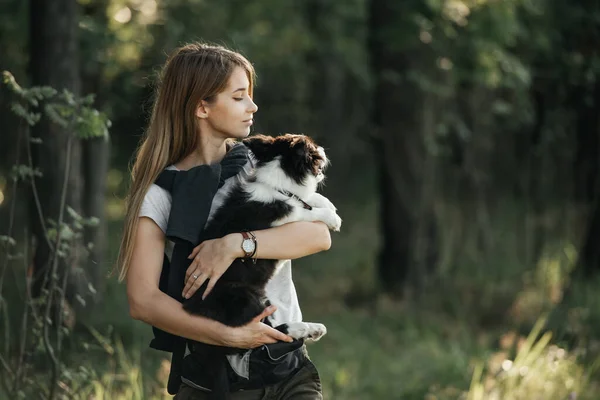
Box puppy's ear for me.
[291,136,313,171]
[242,134,273,159]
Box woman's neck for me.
[175,135,228,171]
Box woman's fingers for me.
[249,306,293,343]
[188,243,202,259]
[182,269,197,295]
[227,307,293,348]
[182,272,208,299]
[262,325,293,343]
[183,238,237,300]
[253,305,277,322]
[185,262,199,283]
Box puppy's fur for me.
[183,134,341,396]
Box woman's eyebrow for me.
[232,87,247,93]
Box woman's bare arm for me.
[183,221,332,299]
[188,221,330,263]
[229,221,332,259]
[127,217,292,346]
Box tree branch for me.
[42,134,74,400]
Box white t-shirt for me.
[139,166,303,327]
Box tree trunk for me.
[580,198,600,274]
[29,0,82,302]
[80,138,109,306]
[576,80,600,275]
[368,0,438,294]
[80,0,111,308]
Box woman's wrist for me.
[222,326,239,347]
[202,318,236,347]
[222,233,245,259]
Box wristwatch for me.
[240,231,257,261]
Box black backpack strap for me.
[154,169,177,192]
[149,147,249,394]
[167,339,186,394]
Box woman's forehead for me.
[227,67,250,91]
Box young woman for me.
[116,43,330,399]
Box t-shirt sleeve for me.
[139,184,171,233]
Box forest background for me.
[1,0,600,399]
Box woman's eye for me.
[234,98,243,101]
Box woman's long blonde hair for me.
[115,42,255,281]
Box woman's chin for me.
[221,128,252,140]
[234,130,252,139]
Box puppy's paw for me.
[305,323,327,341]
[285,322,327,341]
[322,209,342,232]
[308,193,337,211]
[331,213,342,232]
[310,208,342,232]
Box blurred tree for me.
[79,0,112,303]
[0,0,28,235]
[29,0,83,303]
[557,0,600,275]
[368,0,439,294]
[580,199,600,275]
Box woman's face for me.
[198,66,258,140]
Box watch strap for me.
[240,231,257,260]
[247,231,258,260]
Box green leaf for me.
[0,235,16,247]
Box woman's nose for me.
[249,99,258,113]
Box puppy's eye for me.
[314,163,323,175]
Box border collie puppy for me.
[183,133,341,338]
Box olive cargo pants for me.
[173,358,323,400]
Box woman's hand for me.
[223,305,293,348]
[182,234,242,300]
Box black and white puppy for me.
[183,133,341,340]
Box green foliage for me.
[1,0,600,398]
[10,165,43,182]
[46,207,99,259]
[0,71,110,399]
[2,71,111,140]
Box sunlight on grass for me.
[461,317,598,400]
[72,332,169,400]
[510,242,578,325]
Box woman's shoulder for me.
[140,184,171,234]
[144,165,178,201]
[139,167,178,232]
[145,183,171,202]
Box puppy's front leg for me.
[273,207,342,231]
[276,322,327,341]
[307,193,337,211]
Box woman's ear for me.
[196,100,209,119]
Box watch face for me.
[242,239,255,253]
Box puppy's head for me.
[242,134,328,186]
